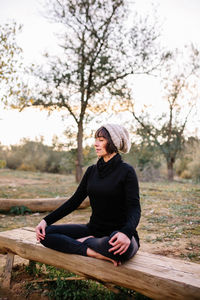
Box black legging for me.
[40,224,138,262]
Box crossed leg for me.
[41,224,138,266]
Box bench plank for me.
[0,227,199,300]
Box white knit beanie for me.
[103,124,131,153]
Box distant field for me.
[0,169,199,263]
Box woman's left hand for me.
[108,232,130,255]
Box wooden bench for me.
[0,227,199,299]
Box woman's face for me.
[94,136,108,157]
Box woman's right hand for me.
[35,219,47,242]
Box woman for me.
[36,124,141,266]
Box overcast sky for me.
[0,0,200,145]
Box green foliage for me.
[0,22,25,105]
[147,215,169,224]
[9,205,32,215]
[2,138,97,175]
[83,146,97,166]
[0,159,6,168]
[0,144,7,167]
[25,260,38,275]
[24,263,151,300]
[135,121,185,164]
[4,138,74,174]
[2,135,200,183]
[123,143,161,170]
[1,137,162,181]
[122,142,162,181]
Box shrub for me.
[188,160,200,182]
[175,137,200,182]
[17,163,36,172]
[0,160,6,168]
[9,206,32,215]
[180,170,192,179]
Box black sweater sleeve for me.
[119,166,141,240]
[43,166,91,226]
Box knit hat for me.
[102,124,131,153]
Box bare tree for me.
[17,0,162,182]
[130,45,200,180]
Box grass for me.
[0,168,199,298]
[0,169,76,198]
[138,181,200,263]
[11,263,150,300]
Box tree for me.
[130,45,200,180]
[17,0,162,182]
[0,22,24,104]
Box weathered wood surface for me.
[1,252,15,289]
[0,227,200,300]
[0,197,89,212]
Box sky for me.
[0,0,200,146]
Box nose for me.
[94,139,99,147]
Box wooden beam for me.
[0,227,199,299]
[0,197,89,212]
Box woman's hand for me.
[108,232,130,255]
[35,219,47,242]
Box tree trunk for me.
[76,122,83,183]
[167,159,174,181]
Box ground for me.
[0,169,199,299]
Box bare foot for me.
[87,247,120,267]
[77,236,94,242]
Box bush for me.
[17,163,36,172]
[2,138,98,175]
[138,164,161,182]
[0,160,6,168]
[180,170,192,179]
[123,143,162,181]
[175,137,200,182]
[9,206,32,215]
[188,160,200,182]
[4,139,76,174]
[175,157,190,176]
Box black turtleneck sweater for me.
[44,154,141,245]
